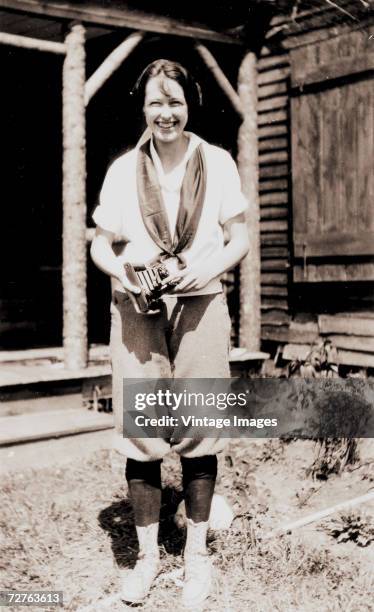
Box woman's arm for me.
[90,227,140,294]
[166,213,249,293]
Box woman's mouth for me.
[156,122,177,129]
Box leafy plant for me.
[324,510,374,547]
[307,438,359,480]
[286,340,339,379]
[286,340,360,477]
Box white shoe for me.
[121,553,160,603]
[182,552,213,609]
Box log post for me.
[237,52,261,351]
[62,22,87,369]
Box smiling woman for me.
[90,58,249,607]
[143,76,189,144]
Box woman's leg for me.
[181,455,217,554]
[167,294,231,607]
[179,455,217,608]
[125,458,162,553]
[181,454,217,553]
[110,295,171,602]
[121,459,162,602]
[181,455,217,524]
[110,292,172,461]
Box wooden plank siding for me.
[257,49,292,338]
[290,25,374,280]
[282,310,374,369]
[258,24,374,368]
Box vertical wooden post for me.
[62,22,87,369]
[237,52,261,351]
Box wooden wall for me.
[290,25,374,283]
[257,47,292,345]
[258,22,374,370]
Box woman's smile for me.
[157,120,177,125]
[157,121,178,128]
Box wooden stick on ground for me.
[0,31,66,54]
[262,490,374,540]
[85,31,144,105]
[195,43,244,118]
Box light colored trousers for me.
[110,291,231,461]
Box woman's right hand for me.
[119,269,162,315]
[90,227,141,295]
[118,271,141,295]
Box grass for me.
[1,442,373,612]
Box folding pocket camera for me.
[123,262,178,313]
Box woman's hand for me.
[118,271,141,295]
[162,213,249,294]
[164,262,217,293]
[90,227,140,294]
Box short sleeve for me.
[218,152,248,225]
[92,159,123,235]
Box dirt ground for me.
[1,437,374,612]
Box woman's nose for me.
[160,104,172,118]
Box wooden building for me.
[1,0,374,377]
[256,2,374,371]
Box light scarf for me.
[136,139,207,264]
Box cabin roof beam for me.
[0,30,66,52]
[0,0,246,45]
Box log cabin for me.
[0,0,373,389]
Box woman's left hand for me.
[163,262,217,293]
[162,213,250,294]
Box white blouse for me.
[93,132,248,295]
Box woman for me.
[91,59,249,607]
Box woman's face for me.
[143,75,188,144]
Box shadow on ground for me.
[98,486,185,568]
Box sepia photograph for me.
[1,1,374,610]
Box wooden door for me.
[290,26,374,282]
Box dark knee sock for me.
[181,455,217,523]
[126,458,162,527]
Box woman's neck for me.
[153,133,189,173]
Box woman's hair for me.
[132,59,202,114]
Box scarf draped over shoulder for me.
[136,140,207,263]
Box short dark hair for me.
[132,59,202,114]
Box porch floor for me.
[0,345,269,387]
[0,345,111,387]
[0,345,269,447]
